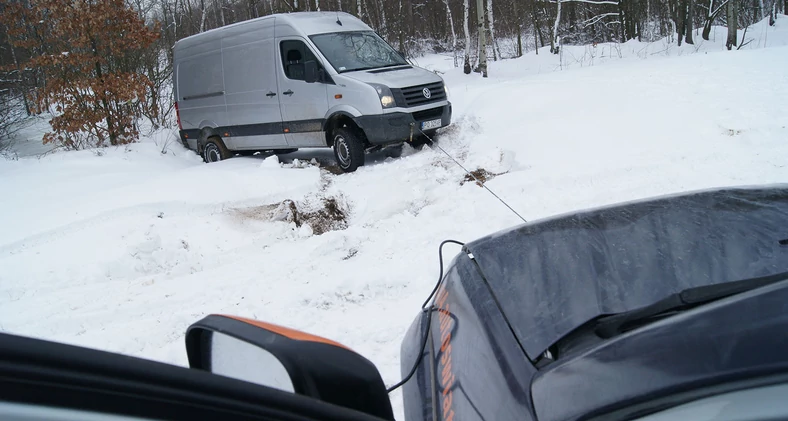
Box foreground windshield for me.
[309,31,407,73]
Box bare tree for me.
[476,0,488,76]
[726,0,737,49]
[463,0,472,73]
[442,0,459,67]
[551,0,562,53]
[487,0,500,60]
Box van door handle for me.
[283,90,294,96]
[266,92,277,97]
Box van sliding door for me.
[275,38,330,147]
[222,20,288,150]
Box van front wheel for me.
[332,128,365,173]
[203,137,232,163]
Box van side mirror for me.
[186,314,394,420]
[304,60,318,83]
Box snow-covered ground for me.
[2,16,787,418]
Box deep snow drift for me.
[2,16,787,418]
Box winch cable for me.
[388,129,527,393]
[386,239,465,394]
[417,128,528,224]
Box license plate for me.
[421,118,442,130]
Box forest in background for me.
[0,0,785,150]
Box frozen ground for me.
[2,16,787,419]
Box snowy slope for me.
[2,16,788,419]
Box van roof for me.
[173,12,371,49]
[278,12,372,35]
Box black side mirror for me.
[186,314,394,420]
[304,60,318,83]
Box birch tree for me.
[463,0,471,73]
[476,0,488,76]
[551,0,561,53]
[486,0,500,60]
[442,0,459,67]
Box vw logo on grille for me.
[422,87,432,99]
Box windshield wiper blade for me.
[595,270,788,338]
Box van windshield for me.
[309,31,408,73]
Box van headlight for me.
[369,83,396,109]
[444,84,450,99]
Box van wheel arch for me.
[196,127,221,155]
[324,113,369,148]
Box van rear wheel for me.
[332,128,365,173]
[203,137,232,163]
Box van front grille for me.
[392,82,446,107]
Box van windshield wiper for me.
[594,270,788,338]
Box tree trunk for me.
[702,0,715,39]
[534,23,539,54]
[676,0,686,45]
[486,0,500,60]
[380,0,387,35]
[91,39,116,146]
[443,0,459,66]
[397,0,404,52]
[513,0,523,56]
[463,0,471,73]
[551,0,561,54]
[726,0,737,49]
[686,0,694,44]
[476,0,487,76]
[200,0,207,32]
[7,33,31,116]
[216,0,226,26]
[770,1,776,24]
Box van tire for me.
[332,128,365,172]
[203,137,232,163]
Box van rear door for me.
[222,19,288,150]
[275,37,330,147]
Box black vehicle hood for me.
[464,185,788,359]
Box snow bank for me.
[2,16,787,419]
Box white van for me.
[173,12,452,172]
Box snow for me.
[2,15,788,419]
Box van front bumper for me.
[356,103,452,146]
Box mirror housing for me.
[304,60,318,83]
[186,314,394,420]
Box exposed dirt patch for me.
[460,168,507,186]
[267,196,349,235]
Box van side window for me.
[280,40,320,81]
[279,40,323,80]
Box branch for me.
[709,0,730,18]
[737,25,751,50]
[579,12,620,27]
